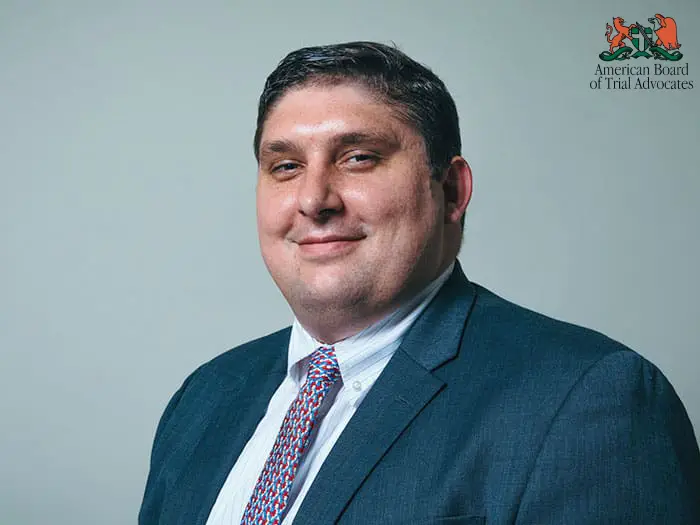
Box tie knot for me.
[307,346,341,384]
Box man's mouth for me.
[295,234,365,258]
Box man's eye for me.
[271,162,299,172]
[346,153,378,165]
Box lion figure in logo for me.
[605,17,631,53]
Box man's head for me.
[254,42,462,184]
[254,42,472,342]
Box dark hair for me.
[253,41,462,181]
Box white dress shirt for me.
[205,262,454,525]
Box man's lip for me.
[295,236,363,259]
[296,235,364,244]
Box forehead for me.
[259,83,417,147]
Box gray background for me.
[1,1,698,524]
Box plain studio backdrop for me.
[1,1,698,524]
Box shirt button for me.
[352,380,362,392]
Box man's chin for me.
[300,285,357,305]
[293,281,366,313]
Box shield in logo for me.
[630,25,653,52]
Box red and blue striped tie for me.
[241,346,341,525]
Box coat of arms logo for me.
[600,14,682,61]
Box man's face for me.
[256,83,454,339]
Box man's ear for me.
[442,156,473,224]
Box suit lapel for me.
[192,364,287,525]
[165,331,290,525]
[295,263,477,524]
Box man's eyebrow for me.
[259,139,298,157]
[334,131,401,148]
[258,130,402,160]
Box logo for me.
[590,14,692,91]
[599,15,682,61]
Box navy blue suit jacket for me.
[139,263,700,524]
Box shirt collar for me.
[287,261,455,386]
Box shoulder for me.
[460,283,697,440]
[447,282,664,413]
[466,282,634,368]
[455,284,699,480]
[187,325,292,386]
[201,326,292,371]
[148,326,292,446]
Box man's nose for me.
[296,164,343,220]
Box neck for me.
[295,258,456,344]
[297,306,392,345]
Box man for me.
[139,42,700,524]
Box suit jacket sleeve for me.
[138,370,197,525]
[515,350,700,524]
